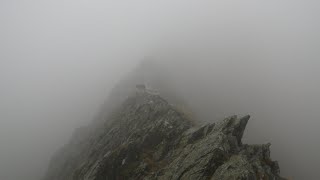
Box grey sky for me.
[1,0,320,179]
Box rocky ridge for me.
[44,92,284,180]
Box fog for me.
[1,0,319,179]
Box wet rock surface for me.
[44,93,284,180]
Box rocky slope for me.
[44,92,284,180]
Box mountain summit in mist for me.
[44,91,284,180]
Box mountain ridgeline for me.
[44,91,284,180]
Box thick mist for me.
[1,0,320,179]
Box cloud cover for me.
[1,0,319,179]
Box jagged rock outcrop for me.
[44,93,284,180]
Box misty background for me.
[1,0,320,179]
